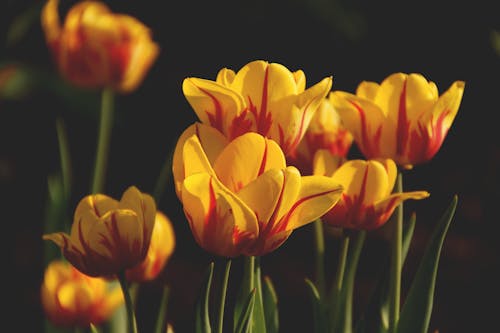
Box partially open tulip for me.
[330,73,465,169]
[41,260,123,328]
[288,93,353,175]
[314,154,429,230]
[41,0,159,93]
[182,60,332,155]
[126,211,176,282]
[43,186,156,277]
[172,122,343,257]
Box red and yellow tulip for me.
[126,211,176,282]
[43,186,156,277]
[41,0,159,93]
[172,123,343,257]
[182,60,332,155]
[314,154,429,230]
[41,260,123,328]
[330,73,465,169]
[288,93,353,175]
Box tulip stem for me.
[118,271,139,333]
[388,172,403,333]
[217,259,232,333]
[313,218,326,298]
[329,231,350,325]
[91,88,114,194]
[55,116,72,204]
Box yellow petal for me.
[312,149,343,177]
[213,132,286,192]
[373,158,398,197]
[236,168,285,226]
[405,73,439,122]
[330,91,387,157]
[374,191,430,220]
[182,77,244,133]
[41,0,61,42]
[172,123,228,197]
[42,233,89,275]
[293,69,306,92]
[331,159,391,205]
[216,68,236,86]
[118,186,156,246]
[283,175,343,230]
[356,81,380,101]
[373,72,407,117]
[426,80,465,130]
[182,173,258,257]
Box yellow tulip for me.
[41,0,159,93]
[288,93,353,175]
[330,73,465,169]
[314,153,429,230]
[172,122,343,257]
[41,260,123,328]
[126,211,176,282]
[43,186,156,277]
[182,60,332,155]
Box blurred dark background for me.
[1,0,499,332]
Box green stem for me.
[217,259,232,333]
[388,172,403,333]
[154,285,170,333]
[244,256,255,292]
[329,232,350,323]
[91,88,114,194]
[118,271,138,333]
[313,219,326,298]
[342,230,366,333]
[55,117,72,202]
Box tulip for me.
[43,186,156,277]
[41,0,159,93]
[182,60,332,155]
[288,93,353,175]
[330,73,465,169]
[126,211,176,282]
[314,154,429,230]
[172,122,343,257]
[41,260,123,328]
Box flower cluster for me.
[33,1,465,332]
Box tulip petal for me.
[118,186,156,247]
[213,132,286,192]
[182,173,258,257]
[42,233,89,275]
[41,0,61,42]
[312,149,343,177]
[283,175,343,231]
[425,80,465,131]
[183,77,244,133]
[330,91,386,158]
[216,68,236,86]
[356,81,380,101]
[331,160,391,205]
[172,123,228,196]
[373,191,430,226]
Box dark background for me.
[2,0,499,332]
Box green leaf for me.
[234,289,256,333]
[354,213,416,333]
[252,258,267,333]
[397,196,458,333]
[154,285,170,333]
[195,262,215,333]
[262,276,279,333]
[305,278,327,333]
[234,256,254,331]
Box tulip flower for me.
[330,73,465,169]
[41,0,159,93]
[43,186,156,277]
[41,260,123,328]
[172,122,343,257]
[126,211,176,282]
[314,154,429,230]
[182,60,332,155]
[288,92,353,175]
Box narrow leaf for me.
[252,258,267,333]
[354,213,416,333]
[195,262,215,333]
[154,285,170,333]
[235,289,256,333]
[305,278,327,333]
[262,276,279,333]
[397,196,458,333]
